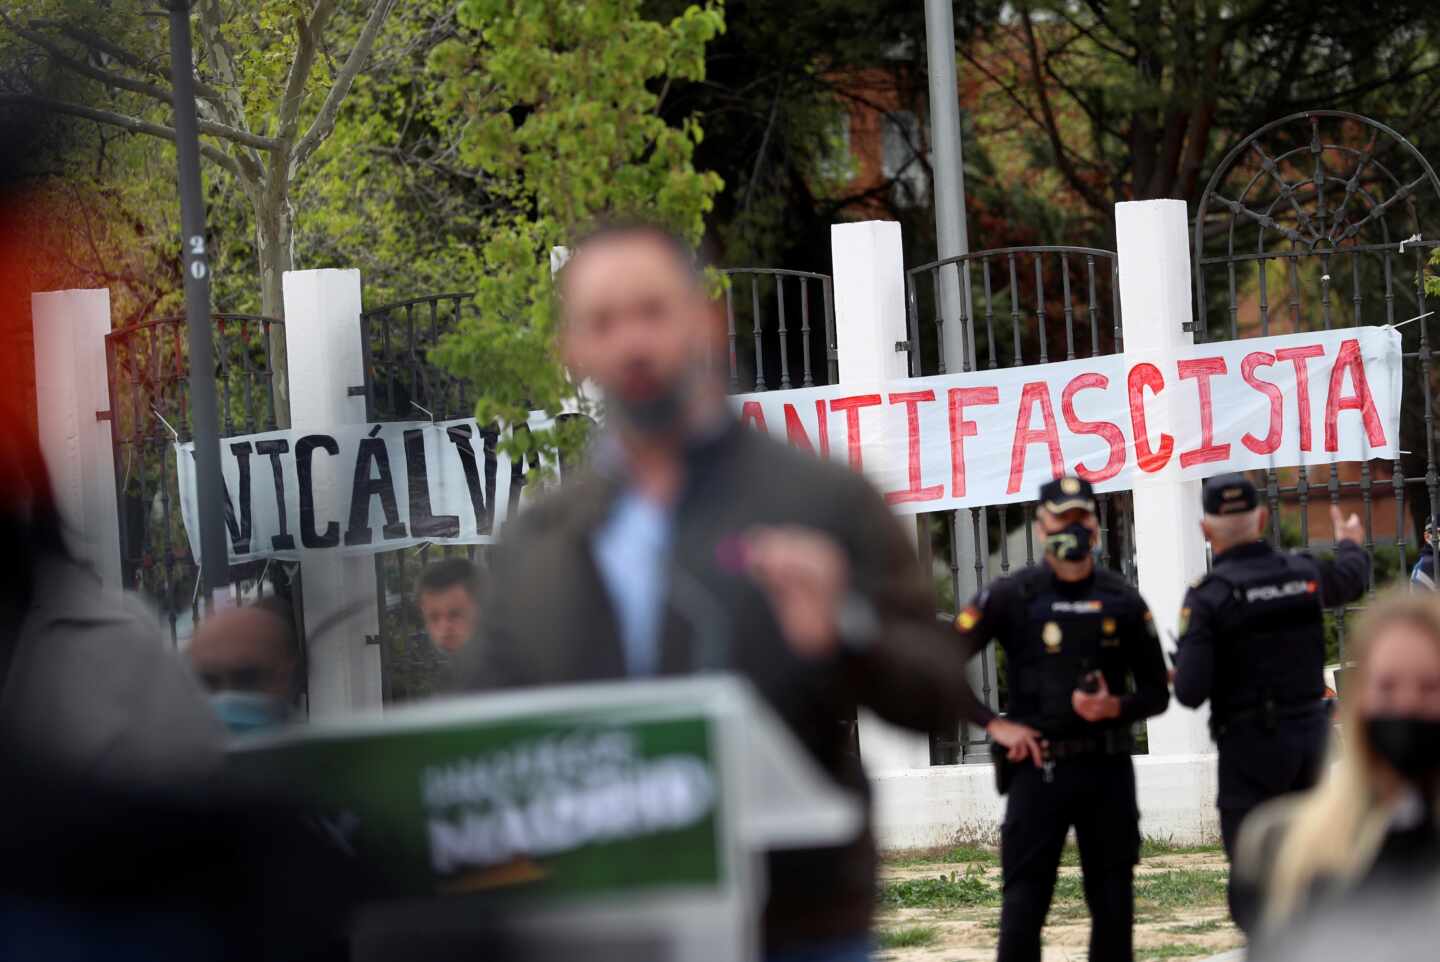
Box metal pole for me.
[924,0,972,374]
[168,0,228,602]
[924,0,994,747]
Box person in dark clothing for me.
[1235,590,1440,952]
[1410,518,1435,590]
[459,222,977,962]
[1173,472,1370,932]
[952,475,1170,962]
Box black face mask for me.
[1044,521,1094,562]
[1366,716,1440,782]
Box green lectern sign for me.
[231,694,724,900]
[230,677,862,962]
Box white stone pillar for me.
[31,289,123,590]
[283,269,382,716]
[1114,200,1212,755]
[830,221,933,772]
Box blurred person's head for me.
[1034,476,1099,575]
[1201,473,1268,554]
[189,597,299,734]
[417,558,481,656]
[1256,590,1440,927]
[558,222,722,440]
[0,403,73,620]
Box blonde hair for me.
[1257,589,1440,926]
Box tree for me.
[425,0,725,453]
[958,0,1440,243]
[1,0,401,422]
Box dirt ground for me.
[875,845,1245,961]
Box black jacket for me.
[1175,538,1369,809]
[1174,539,1369,718]
[953,563,1170,739]
[459,421,976,949]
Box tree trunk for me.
[255,191,294,428]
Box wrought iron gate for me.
[1193,110,1440,662]
[721,268,838,391]
[103,312,289,647]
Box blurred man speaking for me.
[459,223,976,962]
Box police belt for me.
[1044,728,1135,760]
[1211,698,1325,738]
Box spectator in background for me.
[0,403,220,784]
[189,596,301,734]
[1410,518,1435,590]
[1236,589,1440,937]
[417,557,482,657]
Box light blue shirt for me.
[590,490,674,676]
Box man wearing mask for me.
[189,597,301,734]
[459,222,978,962]
[952,475,1170,962]
[1173,473,1369,931]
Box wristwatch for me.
[835,593,882,654]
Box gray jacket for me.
[1,561,221,786]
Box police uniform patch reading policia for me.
[956,606,980,631]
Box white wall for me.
[873,755,1220,850]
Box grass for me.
[1134,870,1229,910]
[1136,944,1210,960]
[884,843,1000,867]
[876,869,1002,909]
[874,925,942,950]
[1141,839,1224,859]
[878,867,1227,914]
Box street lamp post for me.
[923,0,995,744]
[923,0,972,374]
[167,0,229,604]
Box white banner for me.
[176,413,587,564]
[178,326,1401,562]
[733,326,1401,512]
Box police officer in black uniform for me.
[1173,472,1370,932]
[954,475,1170,962]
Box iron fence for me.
[103,312,288,647]
[356,292,476,422]
[904,246,1132,763]
[721,268,838,392]
[1193,110,1440,664]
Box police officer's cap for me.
[1202,473,1259,516]
[1038,475,1096,515]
